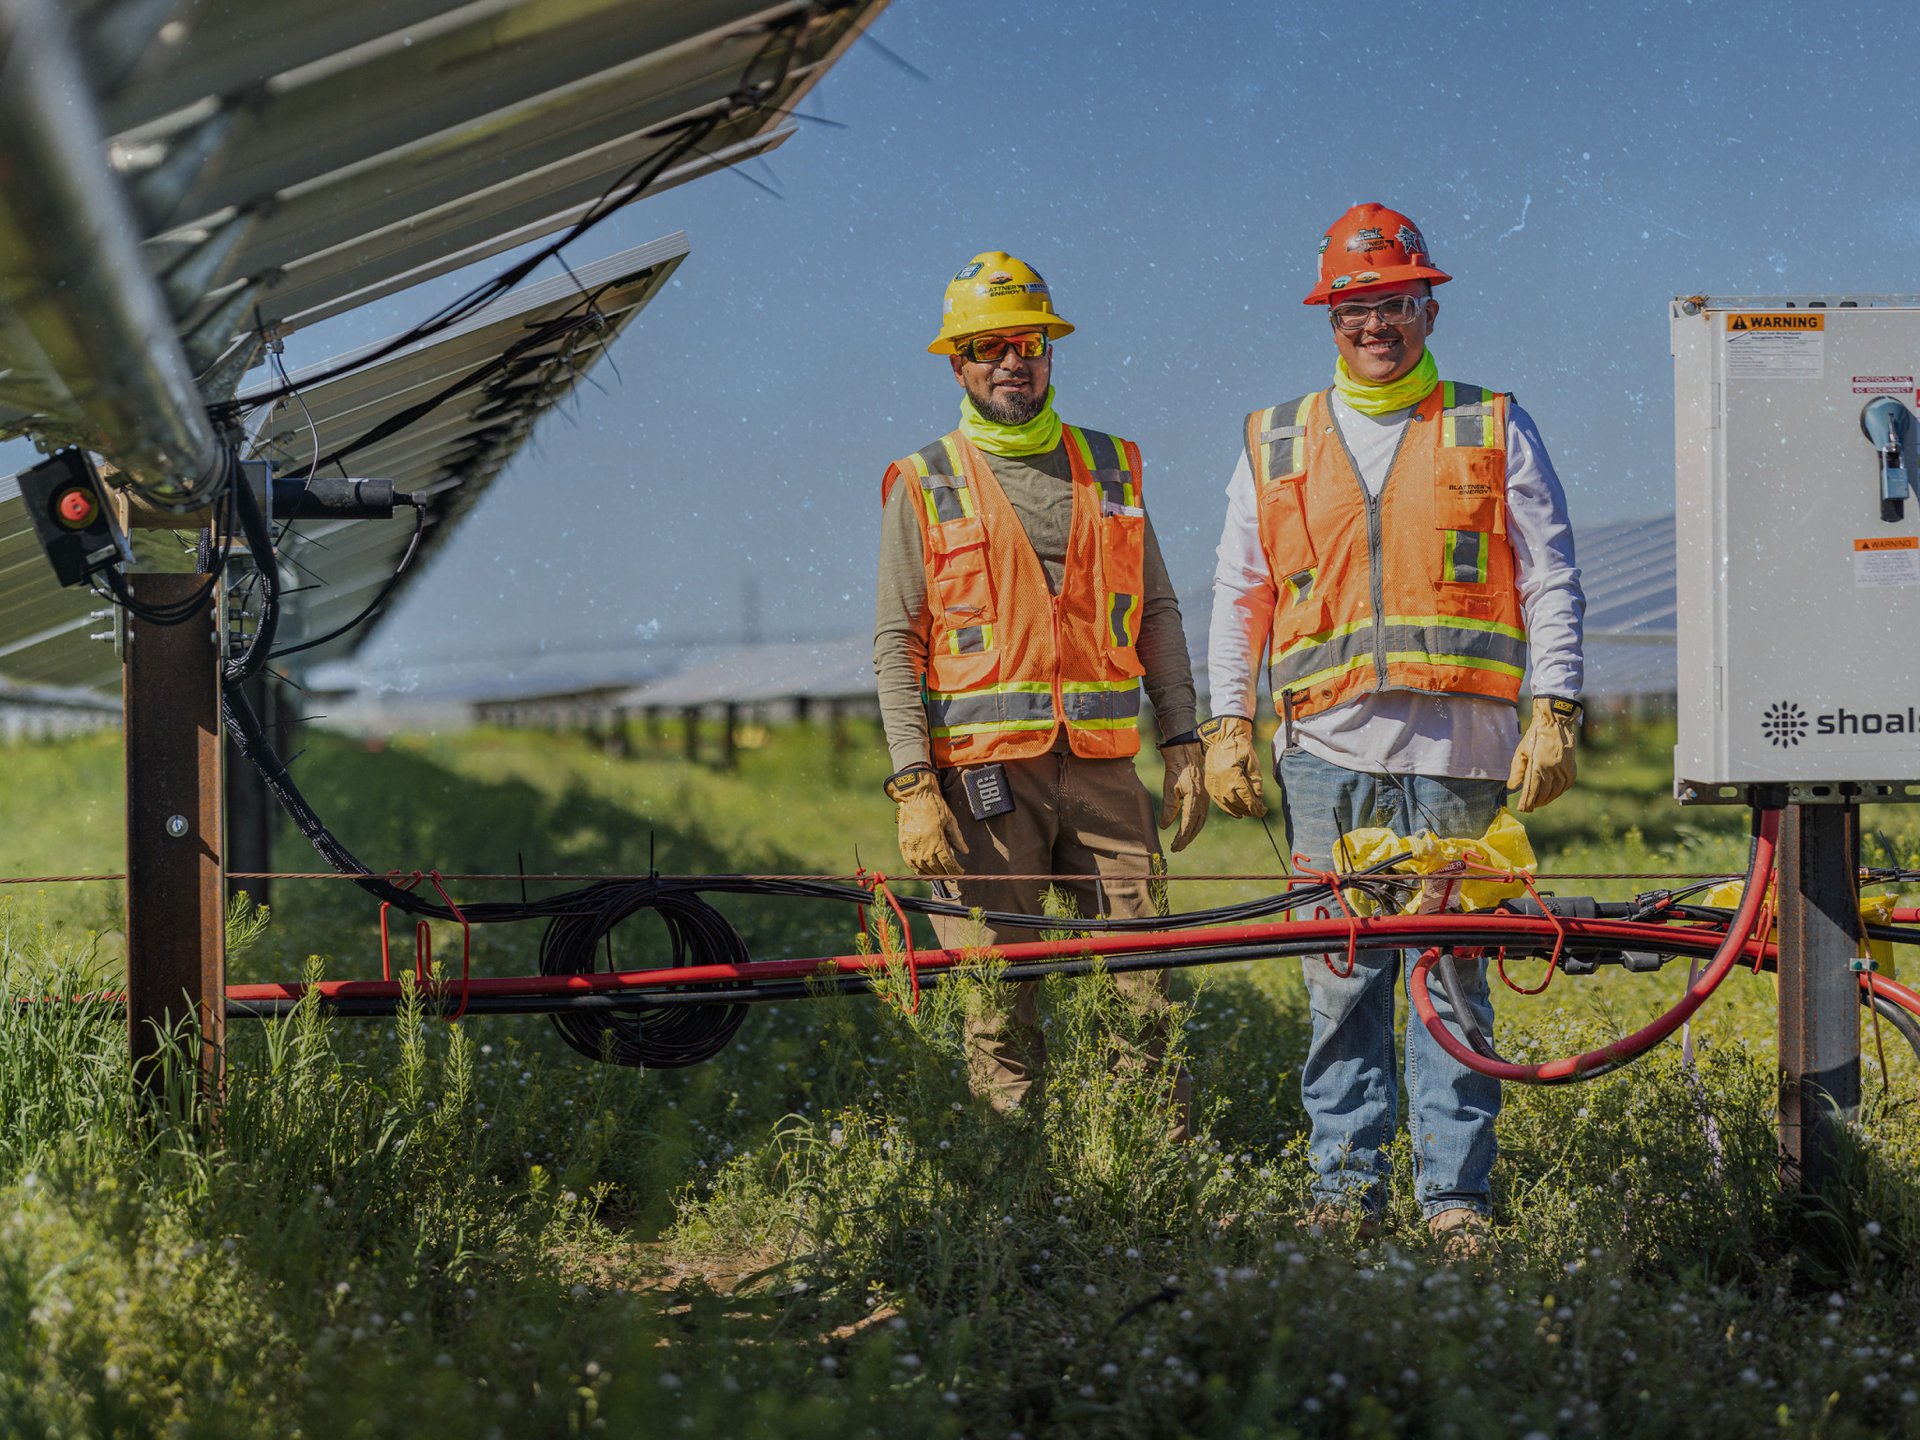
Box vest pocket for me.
[927,645,1000,693]
[1433,452,1506,534]
[927,514,995,626]
[1099,512,1147,677]
[1258,477,1316,578]
[1271,590,1332,651]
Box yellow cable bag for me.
[1331,808,1537,916]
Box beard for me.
[970,383,1046,426]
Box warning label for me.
[1854,535,1920,589]
[1852,374,1916,396]
[1726,320,1825,380]
[1726,313,1825,331]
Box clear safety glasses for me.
[1328,294,1425,333]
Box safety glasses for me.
[955,331,1050,364]
[1328,294,1425,333]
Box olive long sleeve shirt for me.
[873,441,1198,773]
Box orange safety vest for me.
[1243,382,1527,722]
[881,426,1148,767]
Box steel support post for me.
[123,574,225,1105]
[1777,804,1862,1199]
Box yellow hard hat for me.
[927,251,1075,354]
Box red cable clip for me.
[1455,855,1565,997]
[424,871,473,1022]
[379,871,426,982]
[857,870,921,1013]
[1295,852,1361,979]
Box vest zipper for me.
[1327,400,1418,692]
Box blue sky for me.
[22,0,1920,674]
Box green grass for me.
[4,717,1920,1437]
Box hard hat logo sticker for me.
[1355,271,1381,285]
[1395,224,1425,254]
[1329,275,1351,291]
[954,262,982,280]
[1345,227,1387,253]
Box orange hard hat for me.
[1303,203,1452,305]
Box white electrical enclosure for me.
[1673,295,1920,802]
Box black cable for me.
[1437,950,1505,1062]
[222,458,281,681]
[98,447,241,626]
[219,18,807,415]
[267,500,426,661]
[539,886,749,1068]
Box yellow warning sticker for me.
[1727,313,1825,332]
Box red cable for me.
[1292,854,1360,978]
[1407,809,1782,1086]
[1867,971,1920,1021]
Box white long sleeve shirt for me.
[1208,389,1584,779]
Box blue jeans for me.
[1279,747,1506,1219]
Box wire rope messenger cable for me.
[1407,807,1783,1086]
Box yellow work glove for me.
[1198,715,1268,819]
[1156,739,1208,852]
[1507,697,1581,812]
[884,767,967,876]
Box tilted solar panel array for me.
[0,0,888,688]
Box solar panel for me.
[0,0,886,684]
[243,234,690,666]
[1,0,887,486]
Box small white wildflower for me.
[1830,1292,1847,1309]
[820,1356,838,1373]
[900,1353,922,1370]
[1100,1363,1119,1377]
[659,1374,681,1392]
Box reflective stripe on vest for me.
[883,426,1147,764]
[1243,383,1526,719]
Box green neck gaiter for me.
[959,385,1064,457]
[1333,349,1440,416]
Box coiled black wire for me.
[539,886,749,1068]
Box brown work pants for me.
[931,749,1191,1138]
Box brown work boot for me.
[1427,1207,1491,1260]
[1297,1203,1381,1243]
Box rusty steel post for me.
[1776,804,1861,1200]
[123,573,225,1107]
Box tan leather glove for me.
[1156,740,1208,852]
[1198,715,1268,819]
[1507,697,1581,812]
[885,767,967,876]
